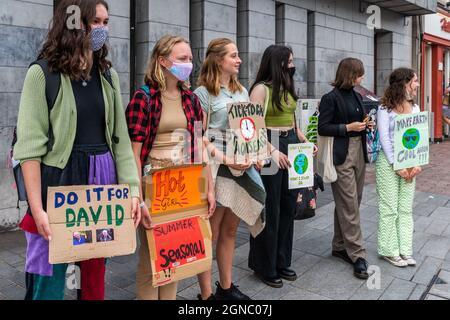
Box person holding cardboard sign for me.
[376,68,422,267]
[248,45,317,288]
[13,0,141,300]
[194,38,266,301]
[126,35,216,300]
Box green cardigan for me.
[13,64,140,198]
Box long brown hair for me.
[332,58,365,90]
[144,35,190,91]
[250,45,299,111]
[197,38,244,96]
[381,68,416,111]
[38,0,111,80]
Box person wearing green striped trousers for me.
[376,68,423,268]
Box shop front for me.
[421,10,450,141]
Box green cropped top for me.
[264,86,297,127]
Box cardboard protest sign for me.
[147,216,212,287]
[296,99,319,145]
[144,164,208,224]
[288,143,315,189]
[143,164,212,287]
[394,112,430,170]
[227,102,270,162]
[47,185,136,264]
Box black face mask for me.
[288,67,296,78]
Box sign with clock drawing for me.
[227,102,270,162]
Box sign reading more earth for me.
[287,143,315,189]
[394,111,429,170]
[227,102,270,162]
[47,185,136,264]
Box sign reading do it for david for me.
[287,143,315,189]
[393,111,429,171]
[47,185,136,264]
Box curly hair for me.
[38,0,111,81]
[380,68,416,111]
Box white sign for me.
[295,99,319,133]
[288,143,314,190]
[424,13,450,41]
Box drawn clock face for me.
[240,117,256,141]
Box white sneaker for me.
[381,256,408,267]
[400,255,417,266]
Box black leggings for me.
[248,130,300,277]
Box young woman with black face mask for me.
[248,45,317,288]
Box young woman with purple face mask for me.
[126,35,216,300]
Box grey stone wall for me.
[0,0,53,231]
[107,0,131,106]
[135,0,190,86]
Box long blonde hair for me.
[144,35,190,91]
[197,38,244,96]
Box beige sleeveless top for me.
[146,93,188,169]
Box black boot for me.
[277,268,297,281]
[353,258,369,279]
[254,272,283,288]
[214,281,251,300]
[332,250,353,265]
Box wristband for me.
[139,201,146,208]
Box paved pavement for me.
[1,140,450,300]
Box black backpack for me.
[10,59,114,205]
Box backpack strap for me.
[140,84,150,97]
[29,59,61,152]
[29,59,61,112]
[102,68,114,89]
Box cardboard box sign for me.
[227,102,271,162]
[144,164,208,224]
[147,215,212,287]
[47,185,137,264]
[393,112,430,170]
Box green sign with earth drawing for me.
[288,143,314,190]
[394,111,429,171]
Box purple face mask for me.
[91,26,109,51]
[166,60,193,82]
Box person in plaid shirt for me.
[126,35,216,300]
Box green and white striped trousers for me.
[376,152,416,257]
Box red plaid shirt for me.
[126,81,204,167]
